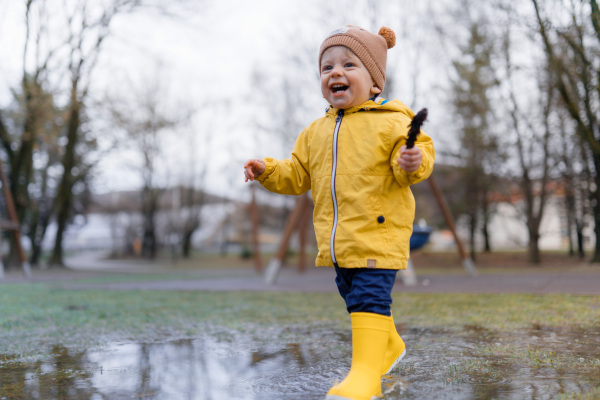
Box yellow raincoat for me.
[257,98,435,270]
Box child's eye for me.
[322,65,332,72]
[345,62,355,68]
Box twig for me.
[406,108,428,149]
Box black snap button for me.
[377,216,385,223]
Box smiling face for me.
[320,46,382,110]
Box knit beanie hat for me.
[318,25,396,91]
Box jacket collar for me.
[325,97,410,117]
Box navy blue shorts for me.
[334,264,398,316]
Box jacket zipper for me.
[330,109,344,265]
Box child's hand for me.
[397,146,422,173]
[244,159,266,182]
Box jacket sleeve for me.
[257,128,311,195]
[390,121,435,187]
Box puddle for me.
[1,325,599,399]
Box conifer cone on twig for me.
[405,108,428,149]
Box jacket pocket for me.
[368,195,395,246]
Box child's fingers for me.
[243,159,265,182]
[397,152,422,172]
[400,147,422,162]
[400,146,420,155]
[401,152,420,160]
[244,160,258,182]
[244,167,254,182]
[399,156,420,167]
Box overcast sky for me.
[0,0,451,199]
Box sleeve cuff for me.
[392,149,433,185]
[256,157,276,183]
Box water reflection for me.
[1,326,599,399]
[0,332,336,400]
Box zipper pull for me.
[336,109,344,122]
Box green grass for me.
[393,292,600,329]
[1,282,599,357]
[558,388,600,400]
[0,284,347,356]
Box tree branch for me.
[0,112,14,162]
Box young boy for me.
[244,25,434,400]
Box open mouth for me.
[331,84,349,93]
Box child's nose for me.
[331,65,343,76]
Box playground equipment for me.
[400,224,433,286]
[428,175,478,278]
[0,159,31,280]
[410,225,433,250]
[262,192,311,285]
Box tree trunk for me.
[564,183,576,257]
[29,210,50,266]
[482,223,491,253]
[592,201,600,263]
[50,80,80,267]
[181,188,201,259]
[182,229,193,258]
[592,155,600,263]
[481,198,492,253]
[141,187,159,259]
[576,219,585,259]
[10,80,35,224]
[5,78,37,267]
[142,229,156,258]
[528,231,541,264]
[468,212,477,261]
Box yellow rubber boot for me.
[326,312,390,400]
[381,313,406,375]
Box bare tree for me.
[2,0,149,267]
[50,0,145,266]
[445,3,502,258]
[532,0,600,262]
[106,73,178,259]
[0,0,68,267]
[559,115,590,258]
[502,45,558,264]
[165,112,212,259]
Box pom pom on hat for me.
[378,26,396,49]
[318,25,396,91]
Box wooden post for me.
[250,184,262,272]
[401,259,418,286]
[264,193,309,284]
[0,159,31,279]
[297,198,311,273]
[428,174,478,277]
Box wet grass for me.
[559,388,600,400]
[397,292,600,329]
[1,280,600,398]
[0,284,346,357]
[1,283,599,355]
